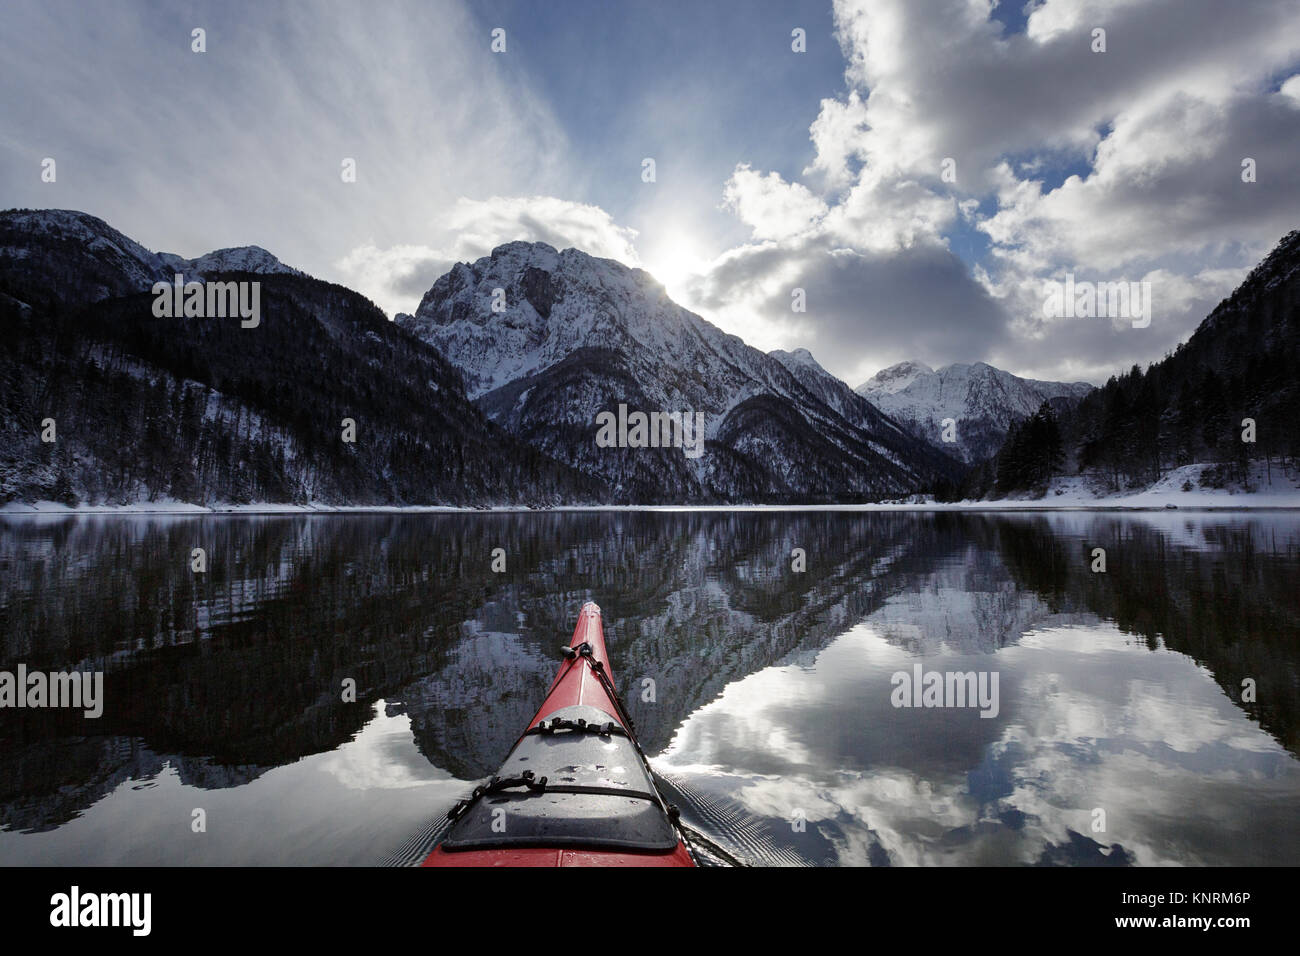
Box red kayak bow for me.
[422,602,695,867]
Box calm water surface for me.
[0,511,1297,865]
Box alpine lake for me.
[1,509,1297,866]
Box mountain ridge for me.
[0,209,596,507]
[856,359,1094,464]
[4,208,1295,506]
[398,240,962,501]
[0,209,304,314]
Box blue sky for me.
[459,1,845,233]
[3,0,1299,387]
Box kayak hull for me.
[422,602,695,868]
[422,844,696,867]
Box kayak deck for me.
[423,602,695,867]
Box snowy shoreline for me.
[5,500,1299,517]
[5,460,1298,516]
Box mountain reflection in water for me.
[0,511,1296,865]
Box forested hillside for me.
[957,230,1300,499]
[0,212,597,507]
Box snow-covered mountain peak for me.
[401,241,701,397]
[160,245,306,279]
[855,360,1093,463]
[2,208,163,269]
[857,359,935,396]
[769,347,827,374]
[486,239,561,270]
[2,208,139,244]
[397,241,961,499]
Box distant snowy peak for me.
[769,347,827,374]
[159,246,306,280]
[856,359,1093,464]
[1,208,144,252]
[856,360,934,397]
[857,359,1092,419]
[2,210,304,282]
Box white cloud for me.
[0,0,572,296]
[803,90,871,192]
[336,195,642,317]
[443,196,641,266]
[1278,73,1300,107]
[982,89,1300,276]
[824,169,958,253]
[335,242,453,315]
[10,0,1294,387]
[672,0,1300,385]
[683,232,1009,380]
[722,164,829,241]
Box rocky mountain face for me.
[856,360,1093,464]
[398,242,961,502]
[0,209,593,507]
[768,347,911,438]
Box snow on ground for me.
[4,463,1297,514]
[982,461,1300,510]
[0,500,495,516]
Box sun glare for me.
[644,242,709,304]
